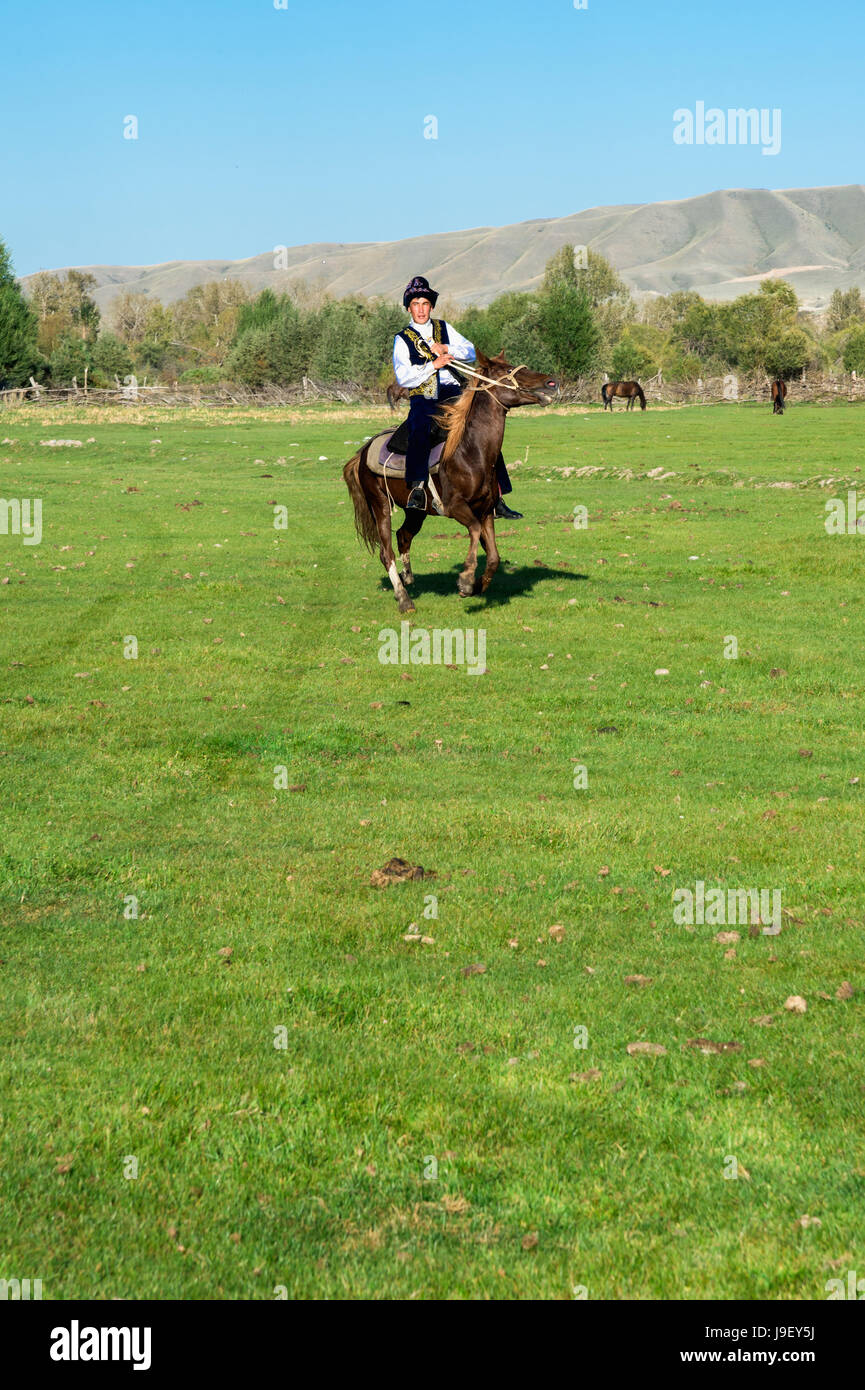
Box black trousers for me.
[405,381,513,494]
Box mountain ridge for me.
[22,184,865,314]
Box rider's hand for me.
[432,351,454,370]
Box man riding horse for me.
[393,275,523,520]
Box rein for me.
[412,326,528,399]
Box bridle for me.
[447,358,546,409]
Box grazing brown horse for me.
[386,381,409,412]
[602,380,646,411]
[344,351,557,612]
[771,379,788,414]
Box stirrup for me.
[406,485,427,511]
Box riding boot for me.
[495,499,523,519]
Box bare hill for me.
[24,184,865,313]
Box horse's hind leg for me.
[376,500,415,613]
[396,511,425,587]
[476,514,500,595]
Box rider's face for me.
[409,297,432,324]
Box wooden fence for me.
[557,371,865,407]
[3,371,865,410]
[0,374,381,409]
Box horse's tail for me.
[343,449,379,553]
[636,383,646,410]
[601,382,610,404]
[386,383,400,412]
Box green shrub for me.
[610,333,656,380]
[91,333,134,382]
[762,328,811,379]
[842,326,865,375]
[537,281,600,377]
[179,365,224,384]
[0,238,42,387]
[224,328,274,387]
[49,335,88,386]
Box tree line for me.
[3,234,865,392]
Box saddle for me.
[364,417,448,479]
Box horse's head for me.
[478,350,558,407]
[437,352,559,464]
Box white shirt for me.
[392,318,476,391]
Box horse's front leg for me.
[475,514,500,594]
[446,499,482,597]
[457,520,482,597]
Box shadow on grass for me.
[378,563,589,608]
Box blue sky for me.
[3,0,863,276]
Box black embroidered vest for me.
[396,319,450,399]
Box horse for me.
[602,380,646,411]
[771,379,788,414]
[343,351,557,613]
[386,381,409,412]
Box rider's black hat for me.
[403,275,439,309]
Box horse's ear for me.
[492,349,507,363]
[475,349,490,370]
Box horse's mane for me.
[436,385,481,462]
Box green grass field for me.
[2,400,863,1300]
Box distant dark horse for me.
[602,380,646,411]
[344,352,557,612]
[771,380,788,414]
[386,381,409,412]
